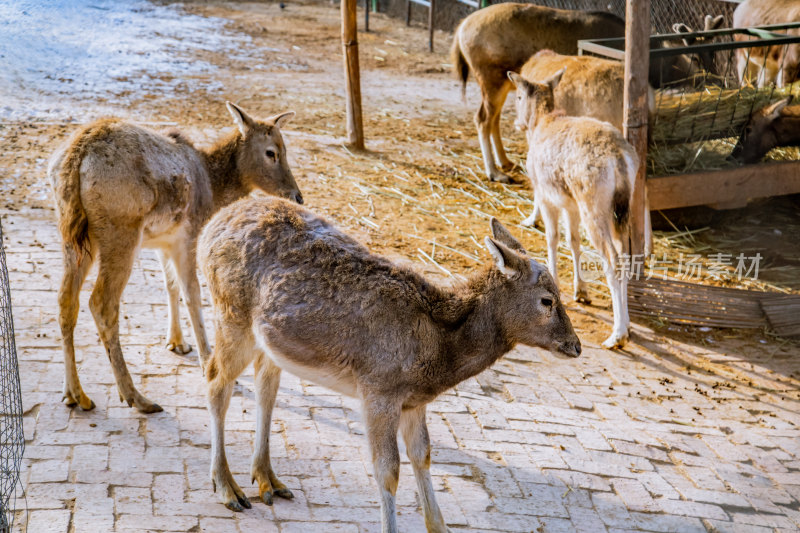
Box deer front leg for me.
[156,250,192,355]
[364,397,402,533]
[251,353,293,505]
[400,406,450,533]
[172,242,211,369]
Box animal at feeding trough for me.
[734,0,800,87]
[509,68,652,349]
[731,97,796,163]
[450,3,625,183]
[198,197,581,531]
[49,103,301,414]
[520,50,656,131]
[650,15,725,89]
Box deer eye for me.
[541,297,553,307]
[266,149,277,161]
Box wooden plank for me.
[623,0,650,256]
[647,161,800,211]
[342,0,365,150]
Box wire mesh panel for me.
[0,219,23,533]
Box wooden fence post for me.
[342,0,365,150]
[623,0,650,257]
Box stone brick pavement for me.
[6,207,800,532]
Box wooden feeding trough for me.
[580,22,800,212]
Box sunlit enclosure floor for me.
[2,1,800,532]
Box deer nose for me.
[292,191,303,205]
[560,340,581,358]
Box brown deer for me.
[450,3,625,183]
[198,196,581,532]
[49,103,301,413]
[510,68,650,349]
[731,96,795,163]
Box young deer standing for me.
[198,197,581,532]
[509,69,650,349]
[49,103,301,413]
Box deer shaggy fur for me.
[450,2,625,183]
[732,97,797,163]
[49,103,301,413]
[510,69,651,349]
[198,196,581,532]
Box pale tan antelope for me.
[49,103,301,413]
[510,69,650,349]
[450,3,625,183]
[198,196,581,532]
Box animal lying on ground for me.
[450,3,625,183]
[510,68,652,349]
[49,102,302,413]
[734,0,800,88]
[198,197,581,532]
[731,97,796,163]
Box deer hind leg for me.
[170,241,210,369]
[207,321,257,511]
[59,242,96,410]
[565,208,590,304]
[400,406,450,533]
[585,219,630,349]
[157,250,191,355]
[251,351,293,506]
[488,80,514,173]
[474,75,512,183]
[89,230,162,413]
[363,396,402,533]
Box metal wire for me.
[0,218,24,533]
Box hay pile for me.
[648,82,800,176]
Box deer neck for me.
[437,271,514,388]
[202,130,251,215]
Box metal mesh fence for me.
[496,0,736,35]
[0,218,23,533]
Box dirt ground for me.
[3,1,800,531]
[2,0,797,354]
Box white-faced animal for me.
[510,68,652,349]
[49,103,301,413]
[198,197,581,532]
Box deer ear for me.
[226,102,255,136]
[490,218,526,254]
[673,23,691,34]
[763,97,792,120]
[271,111,295,129]
[545,68,565,91]
[507,71,526,89]
[705,14,724,31]
[485,237,527,279]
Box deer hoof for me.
[166,342,193,355]
[574,290,591,305]
[500,161,517,172]
[224,494,251,512]
[261,490,274,506]
[602,333,629,350]
[274,487,294,500]
[136,401,163,414]
[489,172,512,184]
